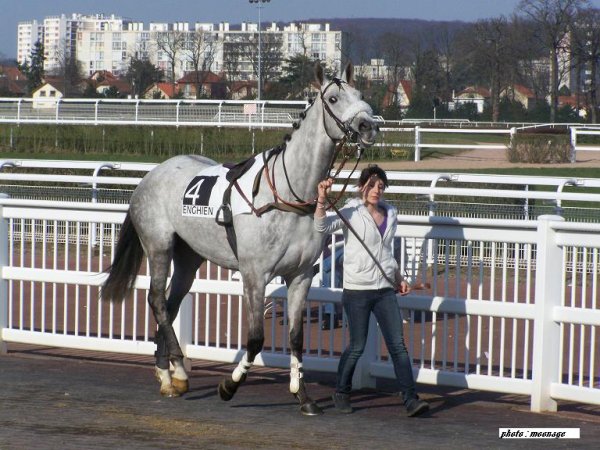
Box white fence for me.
[377,124,600,162]
[0,98,307,129]
[1,192,600,411]
[571,126,600,162]
[2,160,600,217]
[4,97,600,161]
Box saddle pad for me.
[181,159,263,219]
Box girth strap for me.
[215,156,259,260]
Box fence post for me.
[569,127,577,163]
[0,195,9,354]
[414,126,421,162]
[530,214,564,412]
[352,315,378,389]
[172,293,193,371]
[509,127,516,153]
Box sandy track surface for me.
[362,149,600,171]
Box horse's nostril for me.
[359,120,372,132]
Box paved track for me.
[1,346,599,449]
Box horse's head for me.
[314,62,379,149]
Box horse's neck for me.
[271,103,334,202]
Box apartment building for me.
[17,14,346,83]
[16,20,42,65]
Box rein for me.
[257,78,366,216]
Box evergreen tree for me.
[126,58,163,97]
[18,40,45,94]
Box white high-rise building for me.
[18,14,347,82]
[17,20,43,65]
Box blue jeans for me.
[336,288,417,404]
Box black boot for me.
[406,398,429,417]
[332,392,353,413]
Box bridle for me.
[260,78,369,214]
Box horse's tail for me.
[101,212,144,303]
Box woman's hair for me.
[357,164,389,188]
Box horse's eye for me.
[329,96,338,104]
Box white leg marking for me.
[172,359,188,381]
[289,355,303,394]
[155,366,172,390]
[232,353,253,382]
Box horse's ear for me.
[342,61,354,86]
[314,61,324,87]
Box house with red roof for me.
[177,71,226,99]
[228,80,257,100]
[382,79,413,111]
[558,95,587,118]
[0,65,27,96]
[450,86,490,113]
[500,84,537,110]
[142,82,180,99]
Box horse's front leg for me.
[287,271,323,416]
[218,278,265,401]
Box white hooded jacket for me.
[314,197,399,290]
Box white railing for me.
[570,126,600,162]
[376,126,514,162]
[1,196,600,412]
[2,159,600,205]
[0,98,308,129]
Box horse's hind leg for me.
[145,243,186,397]
[218,276,265,401]
[286,271,323,415]
[155,236,204,396]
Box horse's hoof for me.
[300,402,324,416]
[218,380,234,401]
[172,377,189,395]
[160,385,181,398]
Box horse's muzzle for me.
[351,112,379,147]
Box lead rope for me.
[325,197,431,292]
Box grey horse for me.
[101,62,379,415]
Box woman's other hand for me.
[397,280,411,296]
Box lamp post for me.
[249,0,270,100]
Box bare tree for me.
[154,30,185,88]
[431,23,461,103]
[52,38,85,97]
[473,17,515,122]
[183,29,219,98]
[375,31,411,105]
[518,0,589,121]
[406,37,447,118]
[222,39,245,98]
[246,32,283,97]
[571,7,600,122]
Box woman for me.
[314,165,429,417]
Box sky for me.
[3,0,600,60]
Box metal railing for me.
[2,161,600,222]
[570,126,600,162]
[0,98,308,129]
[1,197,599,412]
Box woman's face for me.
[361,175,385,206]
